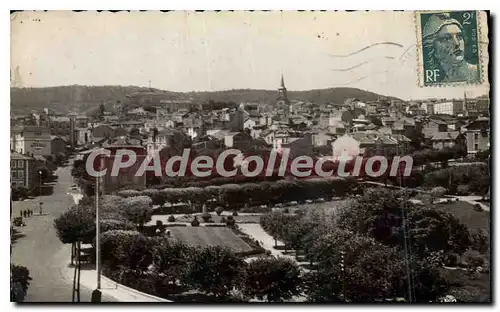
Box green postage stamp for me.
[416,11,482,86]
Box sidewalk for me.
[238,223,296,261]
[58,244,171,302]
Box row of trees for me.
[259,188,489,302]
[423,164,490,196]
[54,195,152,246]
[68,225,303,302]
[117,178,358,211]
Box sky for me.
[10,11,490,100]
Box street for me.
[11,162,116,302]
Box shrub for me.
[204,223,227,227]
[10,265,32,302]
[191,217,200,227]
[185,246,244,298]
[117,189,141,198]
[220,217,227,223]
[462,249,485,269]
[215,207,224,216]
[122,196,153,228]
[457,185,470,196]
[167,215,176,222]
[226,218,236,227]
[165,223,187,227]
[430,186,447,198]
[17,187,29,200]
[100,230,156,272]
[444,253,460,267]
[282,208,289,213]
[232,211,238,216]
[240,257,302,302]
[201,213,212,223]
[470,229,489,253]
[101,219,136,233]
[240,205,270,213]
[473,204,483,212]
[13,217,23,227]
[226,215,234,221]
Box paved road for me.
[11,162,117,302]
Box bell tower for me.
[276,74,289,106]
[276,74,292,119]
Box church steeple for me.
[277,73,289,104]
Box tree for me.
[215,206,224,216]
[122,196,153,229]
[429,186,447,203]
[54,204,96,244]
[10,265,32,302]
[129,128,140,136]
[338,188,472,258]
[406,206,471,257]
[152,239,195,289]
[304,228,405,302]
[240,256,302,302]
[185,246,244,299]
[100,230,155,273]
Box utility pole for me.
[92,153,103,302]
[38,170,43,214]
[396,143,413,303]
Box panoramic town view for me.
[10,11,491,303]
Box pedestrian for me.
[23,210,27,218]
[20,210,23,218]
[28,209,32,217]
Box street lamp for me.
[38,170,43,214]
[92,152,104,302]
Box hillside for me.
[11,85,399,114]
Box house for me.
[422,119,449,140]
[243,117,256,130]
[91,125,115,140]
[10,126,52,157]
[224,132,253,149]
[350,131,410,157]
[51,136,68,156]
[430,131,465,150]
[464,117,490,155]
[11,152,38,189]
[475,96,490,116]
[145,129,190,156]
[311,130,334,147]
[98,145,148,194]
[406,103,426,116]
[283,133,315,157]
[261,129,276,146]
[432,101,464,116]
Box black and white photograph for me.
[9,10,491,303]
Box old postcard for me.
[10,11,491,303]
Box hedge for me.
[117,177,357,210]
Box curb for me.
[101,275,172,302]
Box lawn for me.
[168,227,253,253]
[435,201,490,234]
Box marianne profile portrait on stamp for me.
[422,12,480,84]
